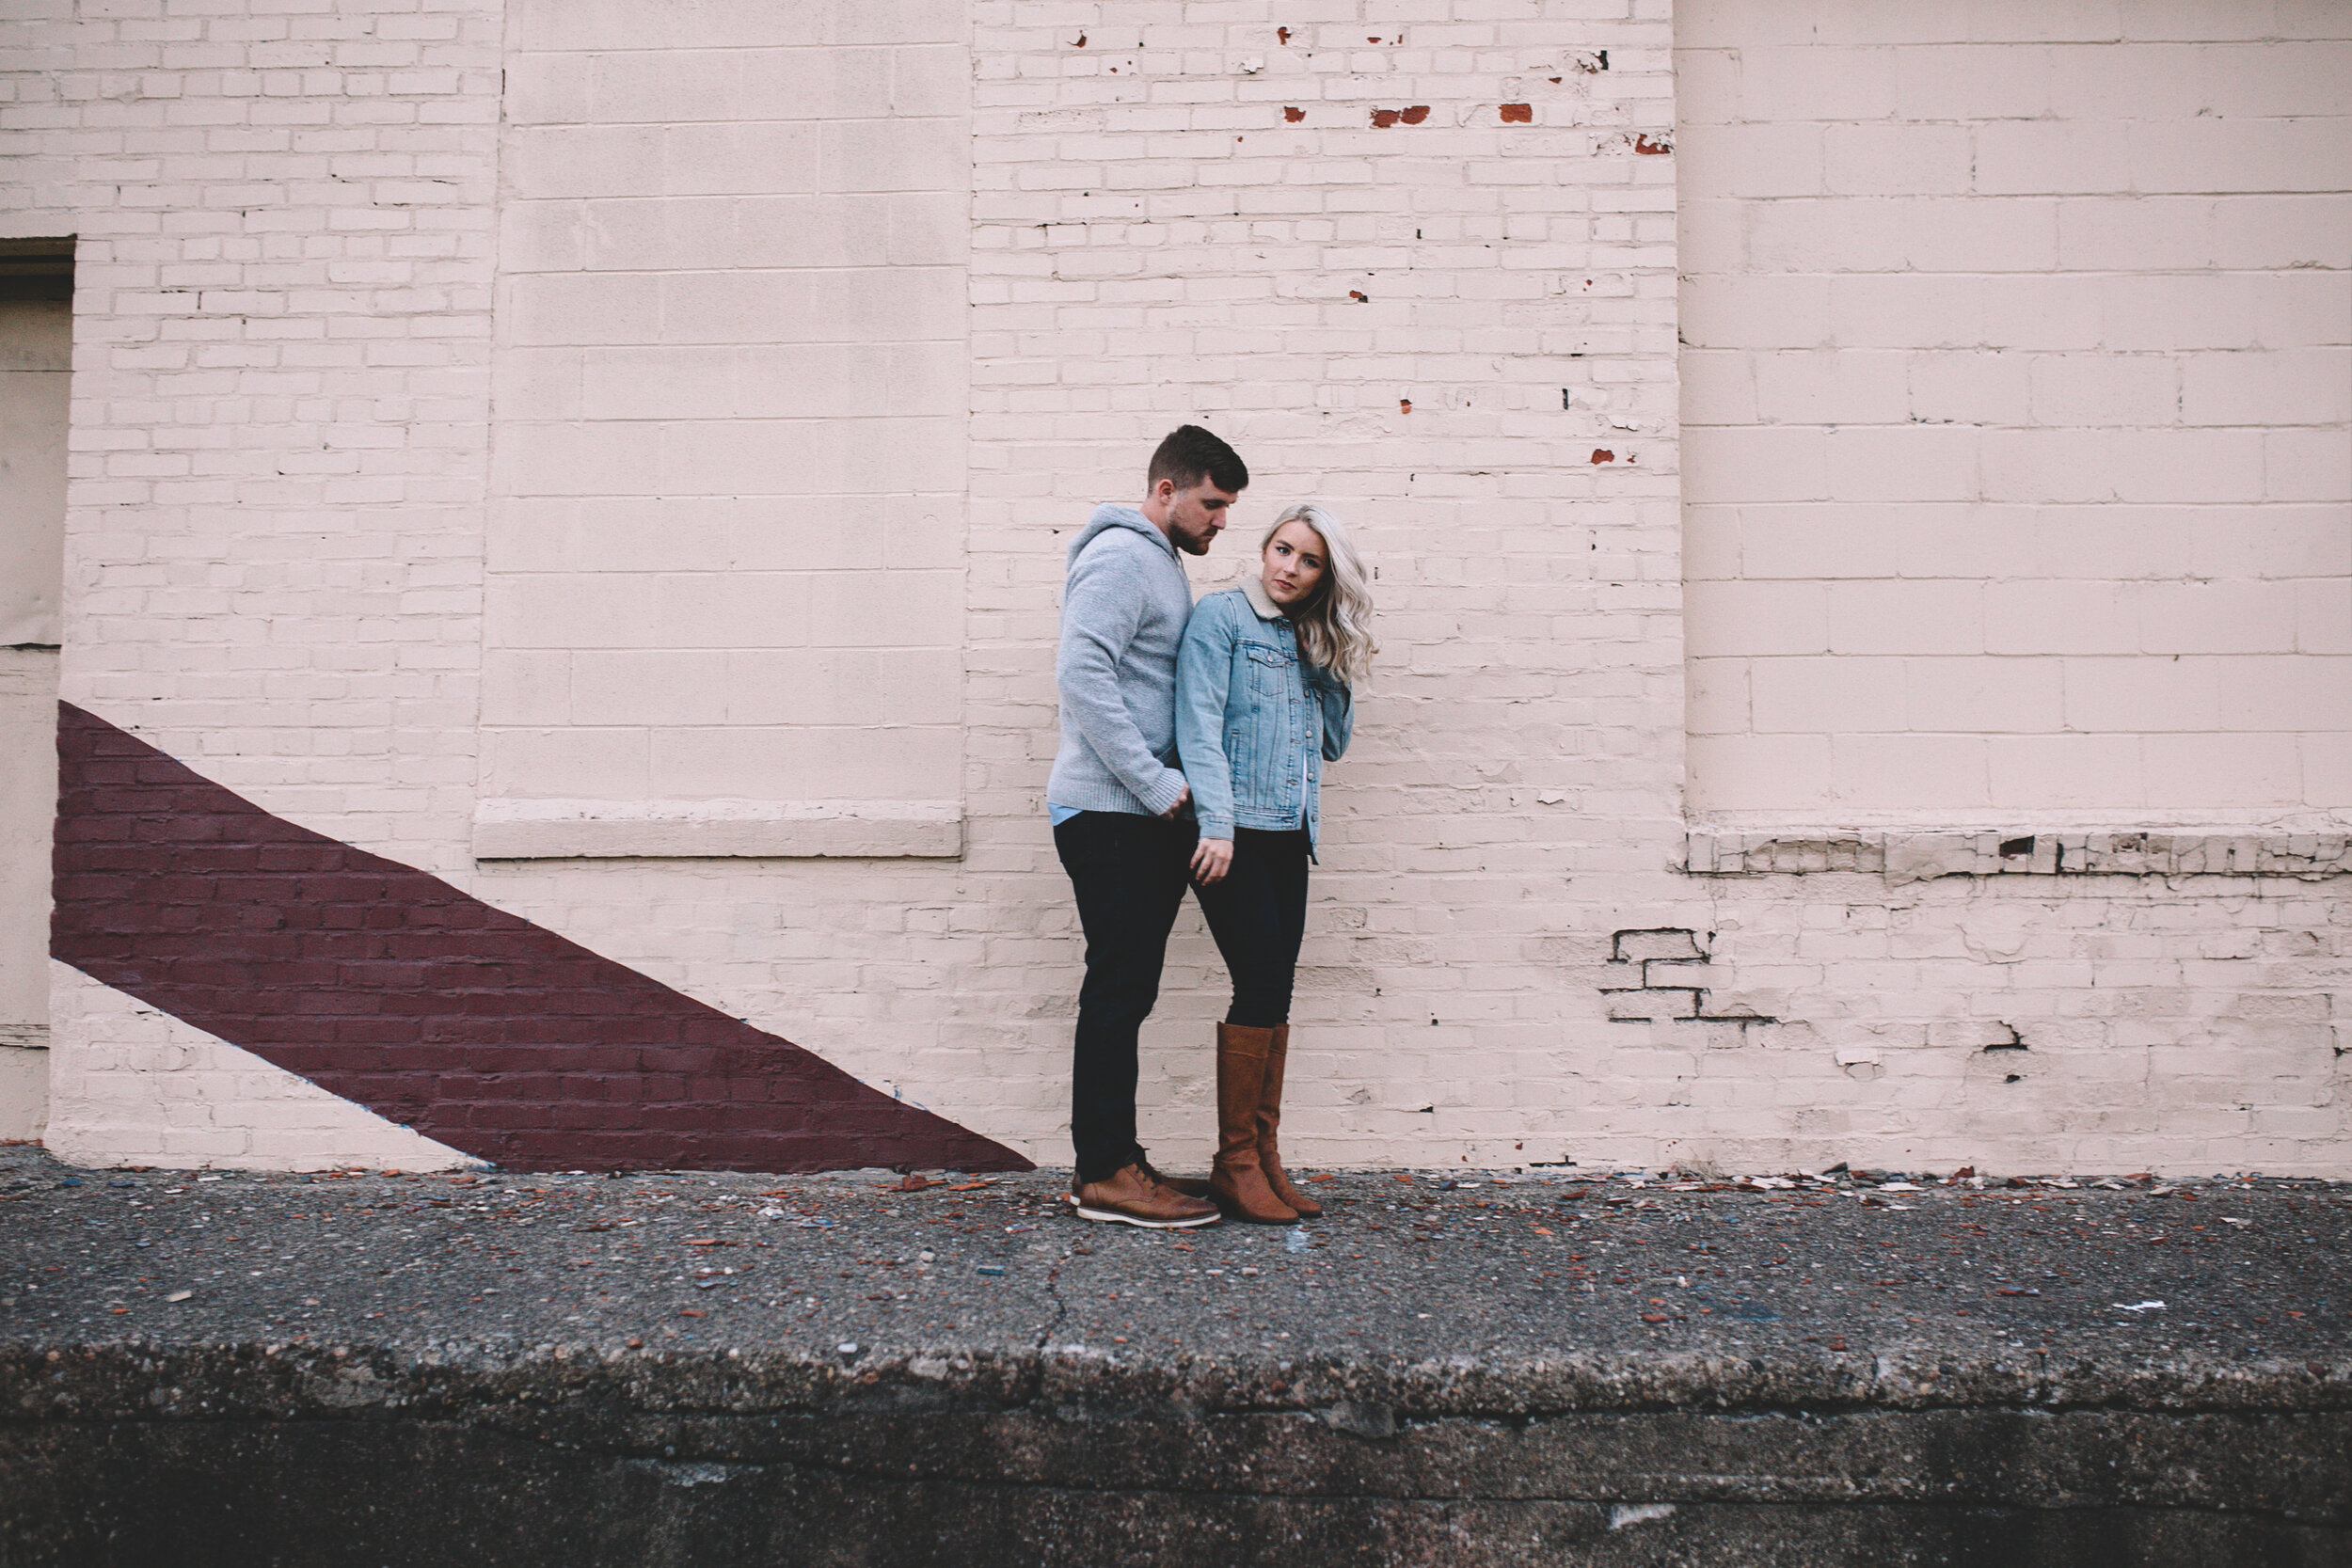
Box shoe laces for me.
[1134,1152,1188,1201]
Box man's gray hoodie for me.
[1049,503,1194,818]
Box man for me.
[1049,425,1248,1227]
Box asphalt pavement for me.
[7,1144,2349,1565]
[6,1145,2344,1381]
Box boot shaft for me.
[1215,1022,1278,1164]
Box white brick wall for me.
[1679,1,2352,823]
[7,0,503,1161]
[475,0,1688,1175]
[12,0,2350,1180]
[957,0,1684,1165]
[5,0,504,876]
[46,963,473,1171]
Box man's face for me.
[1162,479,1238,556]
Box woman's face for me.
[1261,519,1327,610]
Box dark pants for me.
[1055,810,1199,1182]
[1194,828,1312,1028]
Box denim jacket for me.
[1175,578,1354,852]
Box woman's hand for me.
[1190,836,1233,885]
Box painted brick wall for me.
[4,0,503,870]
[6,0,506,1164]
[961,0,1685,1165]
[13,0,2349,1180]
[474,0,1689,1176]
[1691,870,2352,1180]
[1679,1,2352,823]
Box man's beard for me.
[1171,518,1217,555]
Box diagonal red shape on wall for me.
[50,703,1032,1175]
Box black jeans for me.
[1193,828,1312,1028]
[1055,810,1199,1182]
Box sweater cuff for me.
[1137,768,1188,817]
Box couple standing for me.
[1048,426,1376,1228]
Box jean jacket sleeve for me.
[1311,664,1353,763]
[1175,594,1239,840]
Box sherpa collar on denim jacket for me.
[1241,572,1284,621]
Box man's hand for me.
[1158,781,1191,820]
[1190,836,1233,885]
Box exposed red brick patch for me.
[1591,449,1615,464]
[1277,26,1291,44]
[1370,106,1430,129]
[1371,109,1399,129]
[1348,290,1368,302]
[1284,106,1304,123]
[1400,104,1429,125]
[50,703,1031,1176]
[1633,133,1672,154]
[1500,103,1532,123]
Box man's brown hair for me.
[1147,424,1248,495]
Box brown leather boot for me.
[1256,1024,1321,1218]
[1208,1023,1296,1224]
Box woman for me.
[1174,503,1375,1223]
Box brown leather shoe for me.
[1208,1023,1296,1224]
[1257,1023,1321,1218]
[1070,1163,1220,1228]
[1136,1152,1211,1199]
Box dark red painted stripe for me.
[50,703,1031,1175]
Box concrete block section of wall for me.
[1680,1,2352,823]
[487,0,973,814]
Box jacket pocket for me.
[1243,641,1295,701]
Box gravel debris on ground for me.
[5,1143,2344,1384]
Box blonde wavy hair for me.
[1263,503,1376,688]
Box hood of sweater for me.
[1067,502,1177,566]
